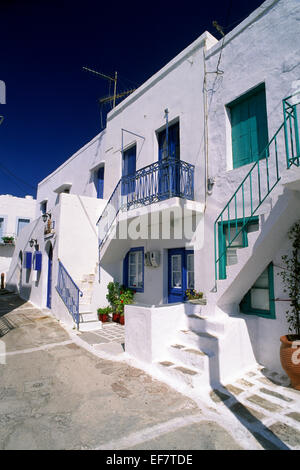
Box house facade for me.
[0,194,36,284]
[6,0,300,390]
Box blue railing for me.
[56,260,83,329]
[214,93,300,282]
[97,158,194,249]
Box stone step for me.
[168,344,209,370]
[177,329,218,356]
[78,320,102,332]
[156,360,203,389]
[186,314,229,336]
[80,312,98,322]
[79,303,93,313]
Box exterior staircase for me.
[77,273,102,332]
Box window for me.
[96,166,104,199]
[122,145,136,196]
[17,218,30,236]
[218,217,259,280]
[186,253,195,289]
[158,121,180,161]
[41,201,47,215]
[228,84,268,168]
[123,247,144,292]
[240,263,275,318]
[0,217,4,239]
[171,254,182,288]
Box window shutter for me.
[33,251,42,271]
[97,167,104,199]
[24,251,32,269]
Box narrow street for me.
[0,291,299,450]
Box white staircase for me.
[76,273,102,332]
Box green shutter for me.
[230,85,268,169]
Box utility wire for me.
[0,162,36,191]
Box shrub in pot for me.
[97,306,112,323]
[106,281,135,325]
[278,221,300,390]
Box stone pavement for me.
[0,290,300,450]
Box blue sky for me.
[0,0,264,198]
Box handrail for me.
[56,259,83,329]
[97,158,195,250]
[214,94,300,283]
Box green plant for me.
[106,281,135,314]
[185,289,204,300]
[278,221,300,339]
[97,306,113,316]
[2,236,14,243]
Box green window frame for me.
[218,216,259,280]
[228,83,269,169]
[240,263,275,319]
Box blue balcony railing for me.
[56,260,83,329]
[97,158,194,249]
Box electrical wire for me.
[0,162,36,191]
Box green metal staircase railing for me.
[214,92,300,283]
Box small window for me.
[17,218,30,236]
[228,84,268,168]
[40,201,47,215]
[123,247,144,292]
[0,217,4,239]
[95,166,104,199]
[240,263,275,318]
[186,253,195,289]
[171,254,182,288]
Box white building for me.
[0,194,36,283]
[6,0,300,390]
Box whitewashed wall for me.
[0,194,36,279]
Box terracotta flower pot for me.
[99,313,108,323]
[280,335,300,390]
[119,315,124,325]
[113,313,120,323]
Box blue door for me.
[46,244,53,309]
[122,145,136,204]
[96,167,104,199]
[168,248,194,303]
[158,122,180,199]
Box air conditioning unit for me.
[150,250,160,267]
[144,251,152,266]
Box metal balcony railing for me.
[97,158,194,250]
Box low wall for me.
[124,303,186,363]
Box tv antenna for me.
[83,66,136,128]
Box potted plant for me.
[185,289,206,304]
[2,236,14,244]
[106,281,135,325]
[278,221,300,390]
[97,306,112,323]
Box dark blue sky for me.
[0,0,264,198]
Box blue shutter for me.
[0,218,4,240]
[24,251,32,269]
[33,251,42,271]
[123,252,129,287]
[97,167,104,199]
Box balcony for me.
[98,158,195,249]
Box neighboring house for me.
[6,0,300,390]
[0,194,36,283]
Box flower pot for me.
[119,315,124,325]
[99,313,108,323]
[280,335,300,390]
[113,313,120,323]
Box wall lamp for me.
[29,238,38,248]
[42,212,51,223]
